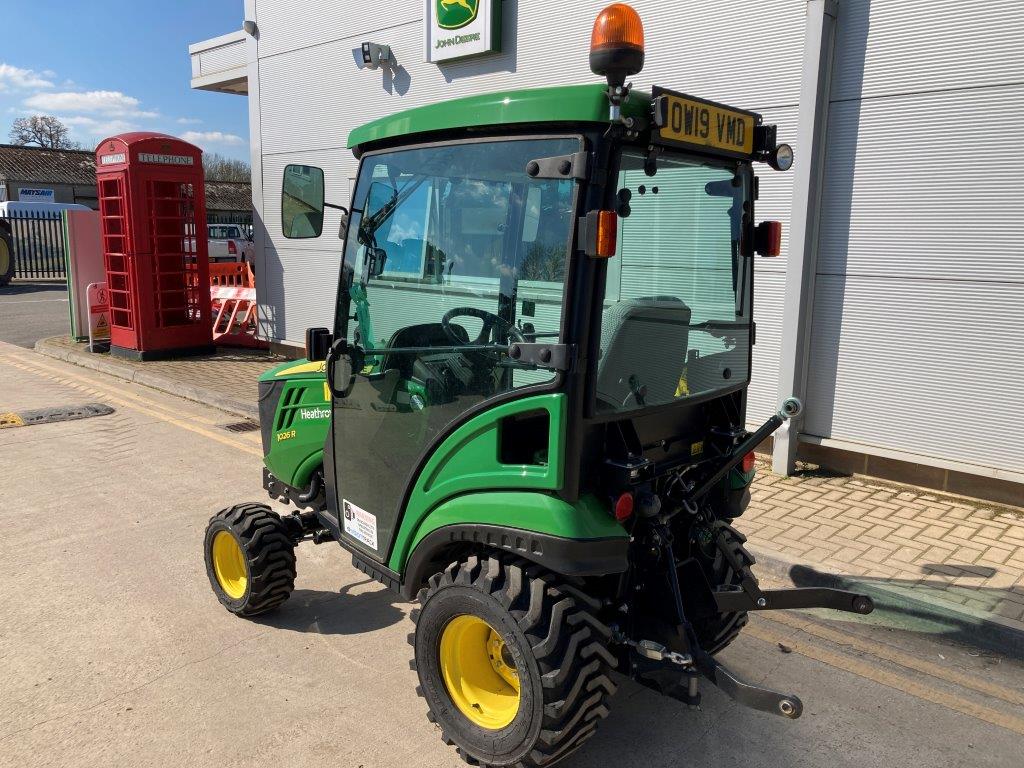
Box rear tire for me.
[410,555,617,768]
[690,520,756,654]
[204,502,296,617]
[0,228,14,288]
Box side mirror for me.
[326,340,363,397]
[368,247,387,278]
[305,327,333,362]
[282,164,325,239]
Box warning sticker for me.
[342,499,378,550]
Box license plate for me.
[653,87,757,157]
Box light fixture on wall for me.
[242,20,257,36]
[361,42,395,70]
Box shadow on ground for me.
[788,564,1024,659]
[1,281,68,296]
[255,578,407,635]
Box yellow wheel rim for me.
[0,237,10,277]
[439,615,521,729]
[211,530,248,600]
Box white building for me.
[189,1,1024,505]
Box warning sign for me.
[342,499,378,550]
[86,282,110,347]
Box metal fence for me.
[1,210,67,279]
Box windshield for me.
[337,137,578,389]
[595,150,752,413]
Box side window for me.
[282,164,325,239]
[519,179,573,283]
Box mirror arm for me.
[324,202,348,212]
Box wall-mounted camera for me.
[360,42,394,70]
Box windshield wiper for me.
[357,176,430,246]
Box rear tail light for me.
[228,239,237,255]
[754,220,782,257]
[741,451,756,473]
[614,492,634,522]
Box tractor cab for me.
[206,6,874,767]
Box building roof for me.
[346,84,650,151]
[205,180,252,211]
[0,144,96,185]
[0,143,250,210]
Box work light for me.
[769,143,794,172]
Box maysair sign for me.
[425,0,501,63]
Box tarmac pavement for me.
[1,340,1022,768]
[0,282,69,348]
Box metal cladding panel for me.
[195,38,246,76]
[747,269,785,427]
[832,0,1024,102]
[818,87,1024,281]
[254,0,423,58]
[804,275,1024,476]
[258,244,340,341]
[256,0,805,156]
[805,2,1024,475]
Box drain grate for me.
[0,403,115,429]
[222,420,260,433]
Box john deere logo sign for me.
[426,0,500,63]
[437,0,478,30]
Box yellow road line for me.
[0,356,262,457]
[761,611,1024,708]
[746,622,1024,736]
[8,354,224,426]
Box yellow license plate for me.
[654,88,757,157]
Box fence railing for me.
[1,210,67,279]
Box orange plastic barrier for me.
[209,262,266,348]
[209,262,255,288]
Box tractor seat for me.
[596,297,692,409]
[381,322,469,378]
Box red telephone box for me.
[95,133,214,360]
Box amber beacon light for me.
[589,3,645,87]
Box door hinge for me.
[525,151,588,181]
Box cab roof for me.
[346,84,650,152]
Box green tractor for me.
[204,4,874,765]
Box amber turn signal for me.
[584,209,618,258]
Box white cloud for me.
[0,63,54,91]
[24,89,157,118]
[56,114,141,141]
[181,130,244,147]
[176,117,202,125]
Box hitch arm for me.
[682,398,803,507]
[714,586,875,615]
[695,651,803,719]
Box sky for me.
[0,1,249,160]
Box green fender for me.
[396,492,629,597]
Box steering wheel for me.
[441,307,526,346]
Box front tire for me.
[410,556,616,768]
[204,503,296,617]
[0,228,14,288]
